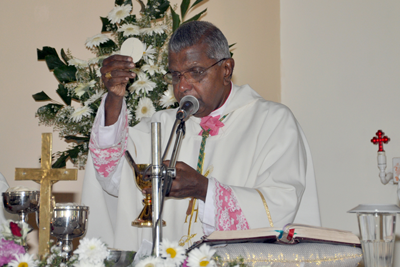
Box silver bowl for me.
[2,191,40,222]
[106,249,136,267]
[51,204,89,259]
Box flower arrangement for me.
[1,220,32,247]
[33,0,207,169]
[0,220,32,266]
[0,220,248,267]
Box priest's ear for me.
[223,58,235,85]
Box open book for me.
[191,224,361,249]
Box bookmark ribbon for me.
[276,228,297,243]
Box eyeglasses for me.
[163,58,227,85]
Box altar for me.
[213,243,362,267]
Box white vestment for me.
[81,84,321,250]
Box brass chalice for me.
[132,164,166,227]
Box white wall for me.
[281,0,400,264]
[0,0,280,254]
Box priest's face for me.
[168,43,234,118]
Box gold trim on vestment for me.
[255,189,274,227]
[218,253,363,265]
[180,166,213,247]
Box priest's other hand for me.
[100,55,136,126]
[143,161,208,202]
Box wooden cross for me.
[371,130,390,152]
[15,133,77,257]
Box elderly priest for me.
[82,21,321,251]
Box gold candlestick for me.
[15,133,77,258]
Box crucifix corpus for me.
[15,133,77,258]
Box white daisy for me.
[70,105,93,123]
[135,97,156,120]
[68,58,88,69]
[107,4,132,24]
[135,256,161,267]
[159,85,177,108]
[130,67,144,76]
[141,25,168,36]
[73,237,109,265]
[73,261,104,267]
[75,80,96,97]
[158,65,167,75]
[142,44,156,62]
[118,24,140,37]
[85,90,105,105]
[141,60,163,76]
[46,253,55,265]
[8,253,37,267]
[85,34,110,49]
[187,244,216,267]
[90,55,108,66]
[129,72,156,94]
[20,221,31,240]
[50,244,62,255]
[64,81,78,90]
[88,56,101,65]
[96,68,102,78]
[160,238,186,266]
[1,219,12,238]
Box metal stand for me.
[151,122,163,256]
[150,120,186,257]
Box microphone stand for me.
[164,120,186,195]
[151,122,163,257]
[151,119,186,257]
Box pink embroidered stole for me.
[89,108,129,178]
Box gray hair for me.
[168,21,231,60]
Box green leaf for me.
[52,153,68,168]
[157,1,170,18]
[61,49,70,65]
[54,65,77,83]
[170,6,181,32]
[101,16,112,32]
[99,39,117,49]
[229,43,236,57]
[32,91,52,101]
[180,0,190,19]
[190,0,205,9]
[45,54,65,71]
[37,103,63,115]
[37,46,58,60]
[184,8,207,23]
[145,0,169,20]
[115,0,132,5]
[64,136,90,144]
[56,84,71,106]
[52,146,81,168]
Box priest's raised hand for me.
[100,55,136,126]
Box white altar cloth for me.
[213,242,362,267]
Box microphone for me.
[176,95,199,121]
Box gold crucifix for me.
[15,133,77,257]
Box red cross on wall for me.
[371,130,390,152]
